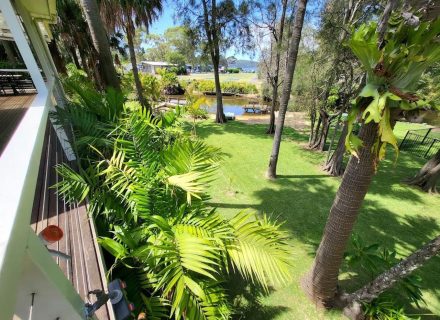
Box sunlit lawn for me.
[195,119,440,319]
[178,72,261,84]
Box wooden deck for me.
[0,93,36,155]
[30,121,112,320]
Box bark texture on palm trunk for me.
[342,235,440,319]
[302,121,378,307]
[79,0,120,90]
[407,149,440,193]
[126,21,149,111]
[266,0,308,179]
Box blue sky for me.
[148,1,256,60]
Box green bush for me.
[187,79,258,94]
[227,68,240,73]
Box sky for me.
[148,1,256,60]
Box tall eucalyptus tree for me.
[266,0,308,179]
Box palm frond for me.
[226,211,292,290]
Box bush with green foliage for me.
[121,71,162,103]
[189,79,258,94]
[52,77,292,319]
[227,68,240,73]
[344,234,425,319]
[158,69,185,95]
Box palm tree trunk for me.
[266,0,308,179]
[267,0,288,135]
[302,120,378,307]
[79,0,120,90]
[126,21,149,111]
[406,149,440,193]
[342,234,440,320]
[48,40,67,74]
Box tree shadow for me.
[226,272,291,320]
[196,120,309,143]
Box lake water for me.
[166,95,439,125]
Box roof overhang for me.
[0,0,56,41]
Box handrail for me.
[0,80,54,317]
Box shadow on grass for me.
[210,171,440,317]
[226,273,291,320]
[200,120,440,317]
[196,120,309,143]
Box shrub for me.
[227,68,240,73]
[188,79,258,94]
[158,69,185,95]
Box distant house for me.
[140,61,176,74]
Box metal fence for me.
[399,128,440,159]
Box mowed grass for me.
[178,72,261,85]
[195,120,440,320]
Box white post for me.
[0,0,46,93]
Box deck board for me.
[30,122,112,320]
[0,94,36,155]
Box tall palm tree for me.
[79,0,121,90]
[302,1,440,307]
[101,0,163,111]
[266,0,308,179]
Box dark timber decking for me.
[30,120,112,320]
[0,93,36,155]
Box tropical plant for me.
[53,78,292,318]
[344,235,425,308]
[362,295,417,320]
[303,12,440,308]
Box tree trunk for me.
[267,0,288,135]
[310,113,321,147]
[324,121,348,177]
[213,56,226,123]
[48,40,67,74]
[302,121,379,307]
[79,0,120,90]
[311,111,330,151]
[308,107,316,145]
[342,235,440,320]
[126,21,149,111]
[267,78,278,134]
[266,0,308,179]
[69,46,81,69]
[406,149,440,194]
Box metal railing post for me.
[421,128,432,144]
[424,139,437,158]
[399,130,410,149]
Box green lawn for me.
[178,72,261,85]
[195,120,440,319]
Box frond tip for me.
[226,211,292,290]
